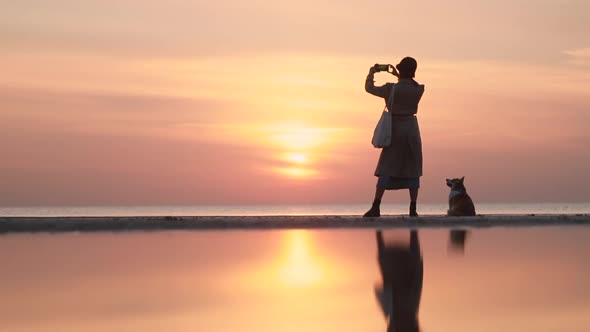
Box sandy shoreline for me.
[0,214,589,233]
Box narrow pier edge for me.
[1,214,590,233]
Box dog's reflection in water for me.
[449,229,469,255]
[375,230,423,332]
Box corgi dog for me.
[446,177,476,216]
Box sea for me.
[2,226,590,332]
[1,202,589,217]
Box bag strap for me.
[385,83,396,112]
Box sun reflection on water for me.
[277,230,323,286]
[244,230,328,289]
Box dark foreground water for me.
[1,227,589,332]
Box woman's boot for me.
[409,201,418,217]
[363,199,381,217]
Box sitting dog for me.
[446,177,476,216]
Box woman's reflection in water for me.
[375,230,423,332]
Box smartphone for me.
[376,64,390,72]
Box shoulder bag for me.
[371,84,396,148]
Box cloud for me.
[3,0,589,64]
[0,86,235,140]
[562,47,590,65]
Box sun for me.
[283,153,308,164]
[274,167,318,178]
[260,121,330,179]
[253,121,353,180]
[266,122,328,152]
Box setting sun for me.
[261,122,335,179]
[274,167,318,179]
[283,153,308,164]
[265,122,329,151]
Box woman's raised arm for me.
[365,68,390,98]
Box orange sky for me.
[1,0,589,205]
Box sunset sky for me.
[1,0,589,206]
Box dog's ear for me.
[460,176,465,183]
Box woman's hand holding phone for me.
[371,64,399,77]
[388,65,399,77]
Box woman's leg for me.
[409,188,419,217]
[409,188,418,202]
[375,186,386,201]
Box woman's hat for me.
[396,57,417,78]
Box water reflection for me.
[278,230,323,286]
[375,231,423,332]
[1,228,590,332]
[449,229,469,254]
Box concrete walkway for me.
[1,214,590,233]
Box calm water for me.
[1,202,590,216]
[1,227,590,332]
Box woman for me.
[364,57,425,217]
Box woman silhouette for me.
[364,57,425,217]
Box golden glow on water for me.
[244,230,335,290]
[276,230,323,286]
